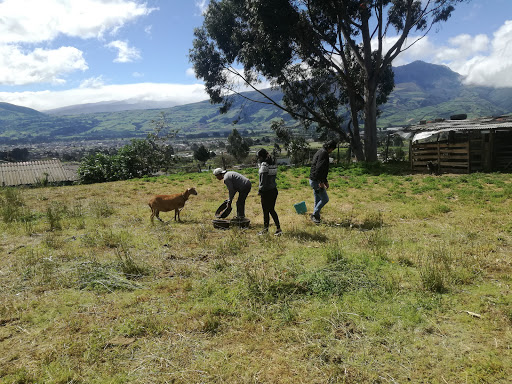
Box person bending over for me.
[213,168,252,219]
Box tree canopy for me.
[227,128,250,162]
[194,144,211,164]
[190,0,466,161]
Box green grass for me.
[0,166,511,383]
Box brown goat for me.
[148,187,198,223]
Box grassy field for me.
[1,164,511,383]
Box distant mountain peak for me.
[393,61,462,90]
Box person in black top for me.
[309,140,337,223]
[256,148,282,236]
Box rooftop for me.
[391,115,512,142]
[0,160,78,187]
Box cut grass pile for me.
[1,164,511,383]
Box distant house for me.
[0,160,78,187]
[393,115,512,174]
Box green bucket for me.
[293,201,307,214]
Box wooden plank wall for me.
[411,140,470,174]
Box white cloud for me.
[384,20,512,87]
[456,21,512,87]
[106,40,141,63]
[379,35,438,66]
[0,0,156,43]
[0,0,154,87]
[195,0,209,15]
[0,44,87,85]
[186,68,196,77]
[0,83,208,111]
[80,76,106,89]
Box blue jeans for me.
[309,179,329,217]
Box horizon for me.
[0,0,511,111]
[1,60,466,114]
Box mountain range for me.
[1,61,511,144]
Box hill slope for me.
[0,102,45,120]
[1,61,512,143]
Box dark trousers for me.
[236,186,251,218]
[260,188,280,229]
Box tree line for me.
[189,0,464,162]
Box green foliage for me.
[271,120,310,165]
[190,1,463,161]
[193,144,211,163]
[226,128,250,162]
[78,138,175,184]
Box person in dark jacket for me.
[213,168,252,219]
[256,148,282,236]
[309,140,337,223]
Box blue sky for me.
[0,0,511,111]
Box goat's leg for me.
[175,209,181,222]
[155,211,164,223]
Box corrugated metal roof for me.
[0,160,78,186]
[392,115,512,142]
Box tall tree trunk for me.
[347,93,366,162]
[364,83,378,162]
[351,134,365,162]
[348,115,365,162]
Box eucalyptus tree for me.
[227,128,250,161]
[190,0,466,161]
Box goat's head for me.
[187,187,198,196]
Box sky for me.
[0,0,511,112]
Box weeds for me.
[46,202,64,231]
[1,169,511,383]
[419,247,452,293]
[0,187,26,223]
[360,210,384,230]
[216,228,248,256]
[77,261,141,292]
[90,200,115,218]
[114,244,149,279]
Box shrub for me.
[0,188,28,223]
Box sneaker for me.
[310,214,320,224]
[258,228,269,235]
[274,229,283,236]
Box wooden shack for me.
[0,160,78,186]
[398,115,512,174]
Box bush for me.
[78,139,175,184]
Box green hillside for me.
[1,61,511,144]
[0,102,45,119]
